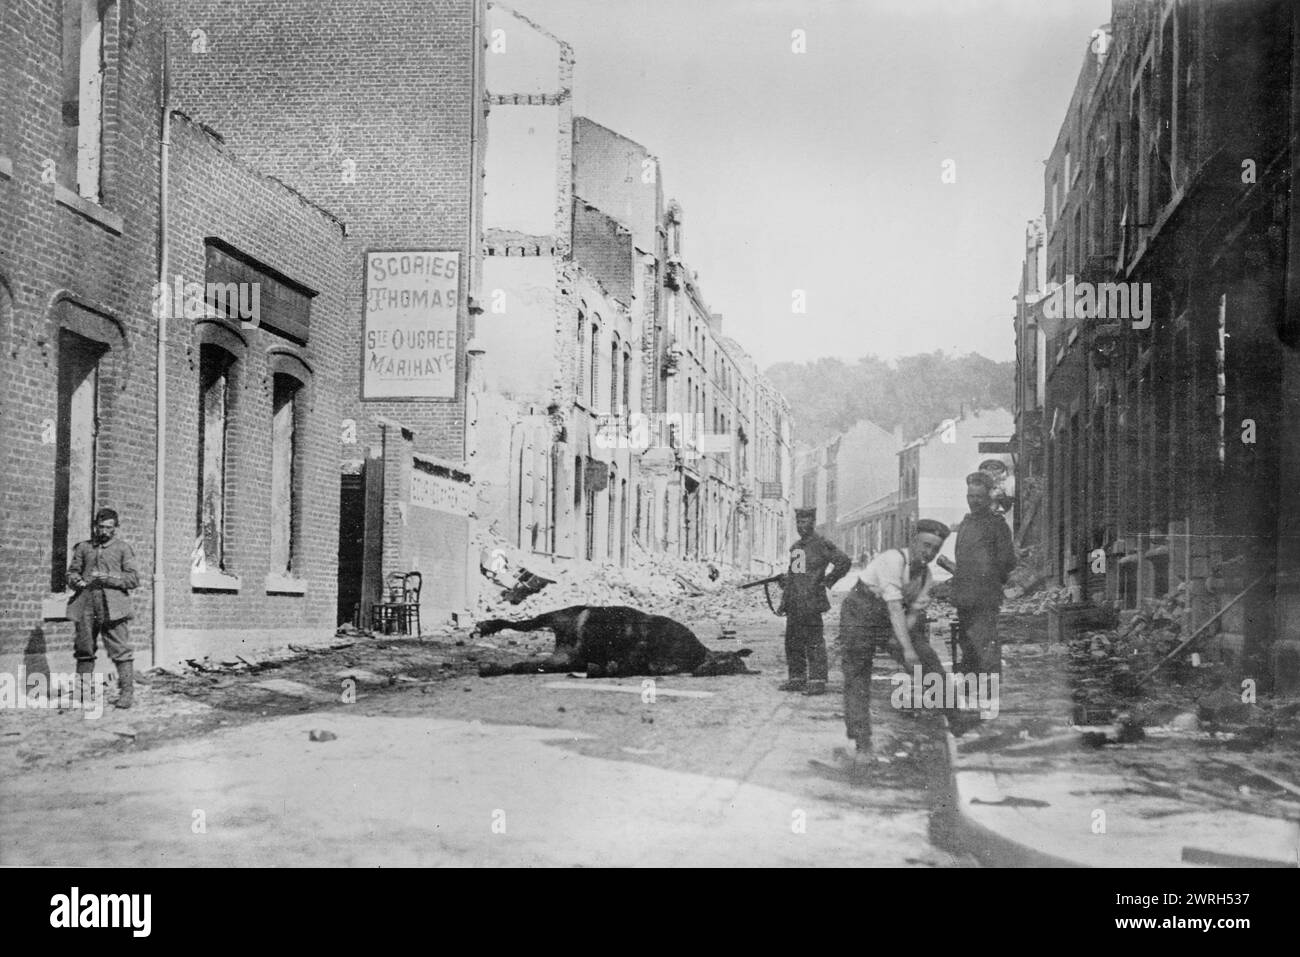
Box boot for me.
[114,660,134,709]
[778,678,807,692]
[75,659,96,711]
[803,680,827,696]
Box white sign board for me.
[410,469,473,516]
[363,250,459,399]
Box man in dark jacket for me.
[779,506,851,695]
[948,473,1017,678]
[67,508,140,709]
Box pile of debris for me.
[473,534,775,632]
[1117,583,1188,649]
[1001,584,1073,616]
[1066,583,1192,688]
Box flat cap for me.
[915,518,951,539]
[794,506,817,519]
[965,471,996,490]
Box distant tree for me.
[765,350,1014,447]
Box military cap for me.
[794,506,817,520]
[915,518,951,540]
[965,471,996,490]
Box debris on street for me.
[955,602,1300,824]
[471,531,773,636]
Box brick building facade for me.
[167,0,485,629]
[658,207,793,569]
[1015,0,1300,689]
[1,0,165,667]
[159,113,349,661]
[0,0,484,670]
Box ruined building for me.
[472,4,792,575]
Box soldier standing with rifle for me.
[778,506,851,695]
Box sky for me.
[504,0,1114,369]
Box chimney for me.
[708,312,723,335]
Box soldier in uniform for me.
[778,506,851,695]
[66,508,140,709]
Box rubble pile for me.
[1116,583,1188,655]
[1001,585,1072,616]
[472,534,776,634]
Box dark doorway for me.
[52,330,105,592]
[336,471,365,627]
[337,457,385,629]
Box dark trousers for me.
[842,643,876,746]
[956,606,1000,677]
[73,591,133,664]
[842,622,946,745]
[784,612,828,682]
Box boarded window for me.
[61,0,112,201]
[197,345,235,570]
[270,374,302,574]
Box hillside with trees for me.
[764,351,1015,447]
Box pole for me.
[152,32,170,666]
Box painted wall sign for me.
[363,250,459,399]
[410,469,473,516]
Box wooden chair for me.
[370,571,422,636]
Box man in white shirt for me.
[836,519,956,763]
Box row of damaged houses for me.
[794,408,1015,572]
[474,14,793,577]
[1012,0,1300,691]
[0,0,793,673]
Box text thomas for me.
[364,251,460,395]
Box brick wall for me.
[167,0,483,463]
[572,200,633,304]
[572,118,661,254]
[160,114,348,659]
[0,0,164,661]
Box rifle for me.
[740,574,785,616]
